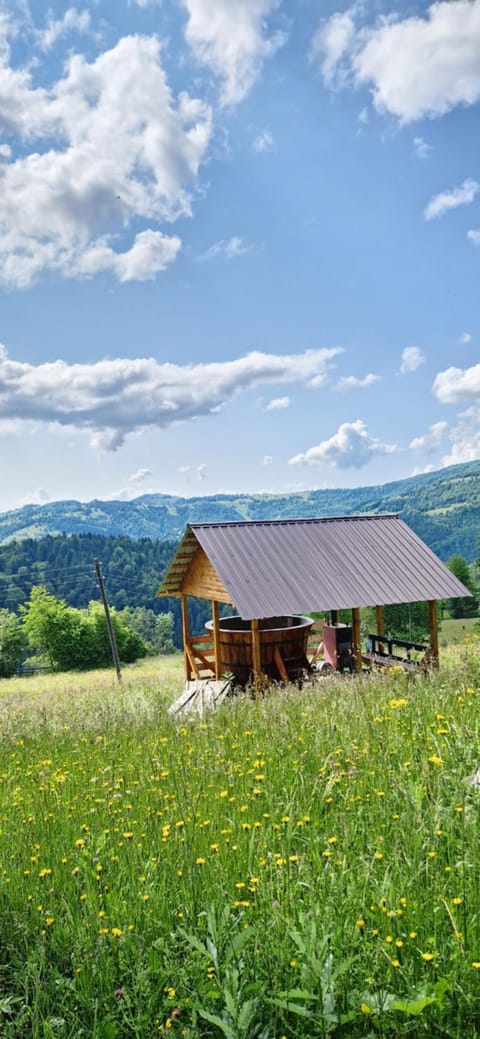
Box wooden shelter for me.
[157,515,471,687]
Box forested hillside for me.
[0,460,479,561]
[0,534,198,647]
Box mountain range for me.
[1,460,479,562]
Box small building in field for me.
[157,515,471,686]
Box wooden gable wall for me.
[180,545,233,603]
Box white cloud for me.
[433,363,480,404]
[129,468,152,482]
[11,487,51,509]
[197,463,208,479]
[289,419,398,470]
[413,136,431,159]
[265,395,290,410]
[198,236,253,261]
[314,0,480,123]
[253,129,275,153]
[400,347,425,374]
[0,34,212,286]
[411,464,435,476]
[181,0,286,106]
[310,10,355,87]
[38,7,91,51]
[467,228,480,245]
[335,372,380,392]
[0,343,340,450]
[262,454,273,465]
[458,331,473,345]
[424,179,480,220]
[409,421,448,452]
[178,465,191,474]
[442,407,480,465]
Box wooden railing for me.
[363,632,430,671]
[184,633,215,680]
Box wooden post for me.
[251,618,262,697]
[94,558,122,682]
[211,600,221,679]
[376,605,384,654]
[274,645,289,685]
[331,609,339,625]
[352,607,362,673]
[181,595,191,680]
[428,600,439,667]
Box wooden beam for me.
[184,640,200,680]
[352,608,362,673]
[181,595,191,680]
[211,601,221,679]
[376,605,384,654]
[251,619,262,698]
[428,600,439,667]
[274,645,289,685]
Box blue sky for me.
[0,0,479,511]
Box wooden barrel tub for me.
[205,614,314,686]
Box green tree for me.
[446,555,478,618]
[119,606,175,655]
[0,609,26,678]
[21,587,147,672]
[83,602,147,667]
[20,586,85,670]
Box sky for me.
[0,0,479,512]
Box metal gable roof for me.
[158,515,471,619]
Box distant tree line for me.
[0,534,478,678]
[0,533,216,649]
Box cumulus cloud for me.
[458,332,473,345]
[411,464,436,476]
[424,179,480,220]
[442,407,480,465]
[409,421,448,452]
[313,0,480,123]
[335,373,380,392]
[129,468,152,482]
[262,454,273,465]
[181,0,286,106]
[0,343,340,450]
[198,236,253,261]
[12,487,51,509]
[38,7,91,51]
[0,34,211,286]
[310,10,355,87]
[197,463,208,479]
[265,396,290,410]
[289,419,398,470]
[467,228,480,245]
[433,362,480,404]
[400,347,425,374]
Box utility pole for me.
[93,558,122,683]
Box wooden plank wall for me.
[180,546,233,604]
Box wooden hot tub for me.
[205,614,314,686]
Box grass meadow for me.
[0,641,479,1037]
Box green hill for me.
[1,460,479,560]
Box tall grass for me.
[0,642,479,1037]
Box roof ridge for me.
[190,513,400,529]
